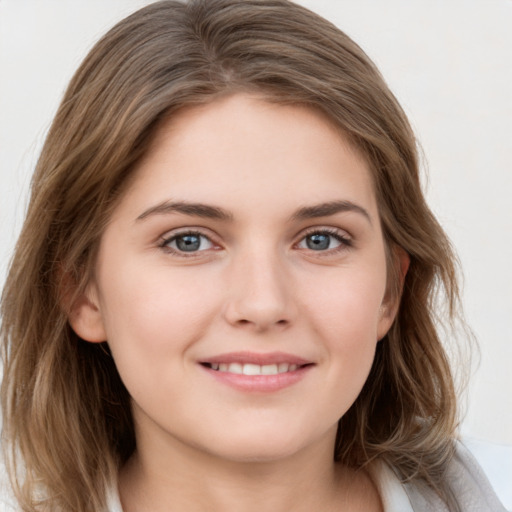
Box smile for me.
[203,362,301,375]
[199,352,314,392]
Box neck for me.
[118,424,381,512]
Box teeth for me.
[278,362,289,373]
[209,362,301,375]
[243,363,261,375]
[230,362,243,374]
[261,364,278,375]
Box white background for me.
[0,0,511,470]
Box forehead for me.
[115,93,378,222]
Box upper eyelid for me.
[297,225,352,240]
[159,226,219,242]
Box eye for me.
[161,231,215,253]
[296,229,352,252]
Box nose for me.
[222,248,296,332]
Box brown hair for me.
[1,1,464,510]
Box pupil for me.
[176,235,200,252]
[307,234,330,250]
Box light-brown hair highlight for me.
[2,1,464,510]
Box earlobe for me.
[376,304,395,341]
[377,247,410,341]
[397,247,410,284]
[67,285,107,343]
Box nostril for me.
[237,318,288,327]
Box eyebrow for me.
[136,199,371,224]
[291,200,372,225]
[136,201,233,222]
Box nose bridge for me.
[223,238,295,330]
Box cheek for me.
[314,273,384,408]
[304,268,385,342]
[96,261,223,363]
[301,267,386,395]
[95,268,219,409]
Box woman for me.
[1,1,506,511]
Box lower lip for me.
[200,364,313,392]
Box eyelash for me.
[159,227,353,257]
[296,228,353,254]
[159,230,217,256]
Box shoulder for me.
[369,440,508,512]
[448,441,508,511]
[403,441,507,512]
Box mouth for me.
[198,352,314,392]
[200,362,309,375]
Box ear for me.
[377,247,410,341]
[67,282,107,343]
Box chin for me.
[201,424,334,464]
[211,441,305,464]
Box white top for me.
[367,461,415,511]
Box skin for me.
[71,94,405,511]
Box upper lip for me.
[199,351,312,366]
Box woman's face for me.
[73,94,398,464]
